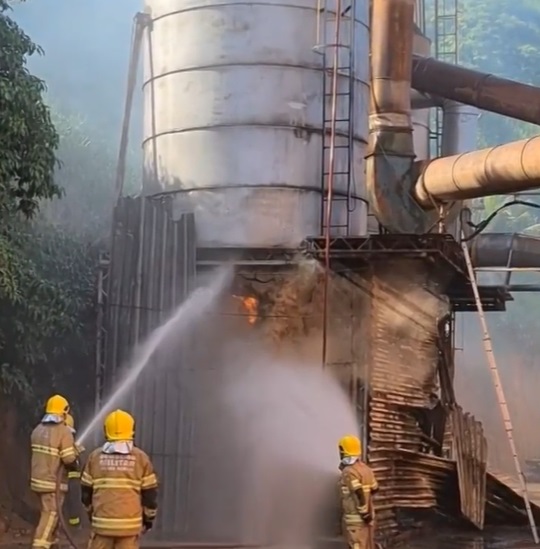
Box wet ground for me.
[400,527,539,549]
[1,527,538,549]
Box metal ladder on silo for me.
[430,0,458,156]
[314,0,356,235]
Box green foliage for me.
[0,106,130,412]
[0,218,96,407]
[0,2,129,415]
[452,0,540,351]
[40,109,139,240]
[458,0,540,147]
[0,100,135,415]
[0,0,60,216]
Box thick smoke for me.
[455,300,540,476]
[222,349,358,545]
[14,0,135,137]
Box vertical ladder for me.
[416,0,426,33]
[315,0,356,235]
[430,0,458,156]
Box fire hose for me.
[55,466,79,549]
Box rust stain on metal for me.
[366,261,540,543]
[448,406,487,529]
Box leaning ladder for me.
[315,0,356,235]
[461,235,539,544]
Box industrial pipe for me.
[469,233,540,269]
[366,0,416,232]
[410,90,437,110]
[412,55,540,126]
[56,467,79,549]
[410,93,479,156]
[368,0,415,152]
[415,136,540,207]
[440,101,478,157]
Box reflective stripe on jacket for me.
[81,446,158,536]
[30,422,77,493]
[339,460,378,524]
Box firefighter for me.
[80,409,159,549]
[64,413,84,528]
[338,435,379,549]
[30,394,78,549]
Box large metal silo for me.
[142,0,370,246]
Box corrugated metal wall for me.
[367,260,490,539]
[368,261,449,541]
[101,196,198,540]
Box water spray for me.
[78,267,232,445]
[55,267,233,547]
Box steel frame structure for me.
[302,234,510,312]
[94,251,110,446]
[196,246,300,269]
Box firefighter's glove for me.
[75,443,86,454]
[142,519,154,534]
[361,512,373,524]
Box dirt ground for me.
[0,523,90,548]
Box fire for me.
[232,294,259,325]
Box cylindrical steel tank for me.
[142,0,370,246]
[411,26,431,162]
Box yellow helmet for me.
[45,394,70,416]
[104,409,135,441]
[338,435,362,459]
[65,413,75,430]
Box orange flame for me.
[232,295,259,325]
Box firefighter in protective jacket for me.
[81,409,158,549]
[338,435,378,549]
[64,413,85,528]
[30,394,78,549]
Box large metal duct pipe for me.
[415,136,540,208]
[410,92,480,156]
[412,55,540,126]
[470,233,540,269]
[440,101,478,157]
[439,100,478,238]
[372,85,479,232]
[366,0,416,231]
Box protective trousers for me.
[344,524,373,549]
[88,533,140,549]
[32,492,65,549]
[64,474,82,526]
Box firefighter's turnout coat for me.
[30,421,78,493]
[30,419,78,549]
[339,461,379,549]
[81,446,159,537]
